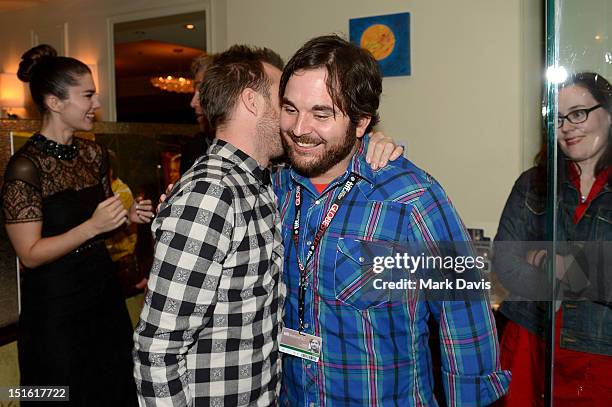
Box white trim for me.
[30,22,70,56]
[63,22,70,56]
[106,1,209,122]
[206,1,213,52]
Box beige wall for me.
[226,0,543,236]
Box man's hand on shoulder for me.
[366,131,404,170]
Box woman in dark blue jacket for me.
[493,72,612,406]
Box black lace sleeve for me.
[99,144,112,199]
[1,156,43,224]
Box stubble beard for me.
[256,103,283,161]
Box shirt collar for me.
[209,139,271,186]
[288,134,377,190]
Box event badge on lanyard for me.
[279,174,358,362]
[279,327,322,362]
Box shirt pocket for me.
[334,238,394,311]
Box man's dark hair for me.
[199,45,284,132]
[280,35,382,133]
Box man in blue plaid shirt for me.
[273,35,511,406]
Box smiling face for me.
[55,73,100,132]
[558,84,610,167]
[280,67,369,182]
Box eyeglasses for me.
[557,104,602,128]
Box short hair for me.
[192,50,283,78]
[17,44,91,115]
[199,45,283,132]
[258,48,284,71]
[191,53,214,76]
[280,35,382,133]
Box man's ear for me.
[44,95,64,114]
[355,116,372,138]
[239,87,260,117]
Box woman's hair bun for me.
[17,44,58,82]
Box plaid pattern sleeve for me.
[134,140,284,407]
[274,136,509,407]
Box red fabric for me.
[313,183,328,194]
[498,166,612,406]
[497,320,545,407]
[498,315,612,406]
[568,164,611,224]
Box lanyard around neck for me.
[292,173,358,331]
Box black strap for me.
[293,174,358,332]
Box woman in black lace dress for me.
[0,45,154,406]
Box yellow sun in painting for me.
[360,24,395,60]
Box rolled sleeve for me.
[133,180,234,406]
[430,300,511,406]
[442,369,512,407]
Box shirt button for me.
[315,200,320,205]
[306,241,312,246]
[303,322,309,329]
[309,403,315,407]
[358,257,365,263]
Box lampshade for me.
[0,73,25,108]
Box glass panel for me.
[552,0,612,405]
[489,1,554,405]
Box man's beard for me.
[282,122,358,178]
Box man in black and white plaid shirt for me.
[133,46,286,406]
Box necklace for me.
[31,133,78,160]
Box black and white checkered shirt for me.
[134,139,285,406]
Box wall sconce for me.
[0,73,25,119]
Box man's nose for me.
[190,91,199,109]
[292,114,312,136]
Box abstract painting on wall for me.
[349,12,411,77]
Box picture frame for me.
[349,12,411,77]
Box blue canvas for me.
[349,12,411,77]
